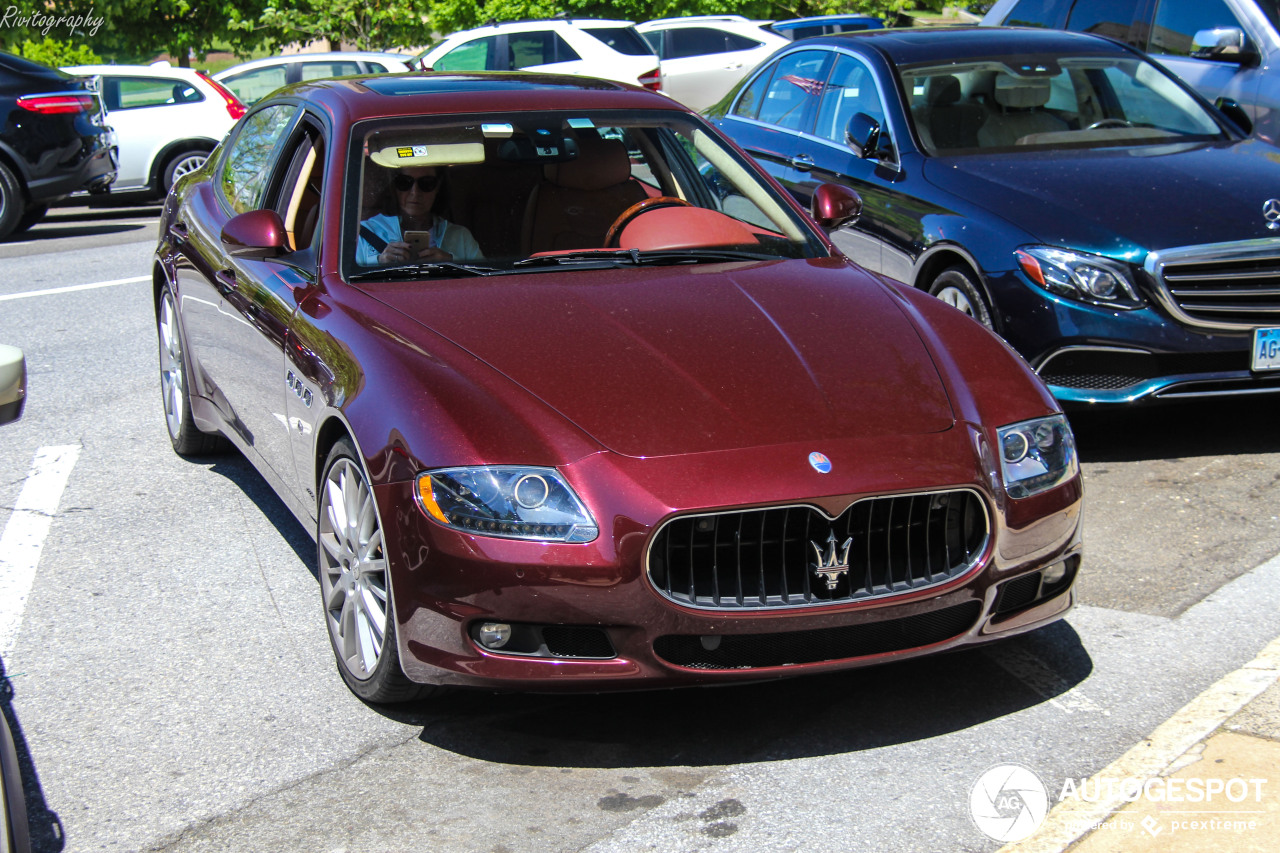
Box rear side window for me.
[221,104,296,214]
[584,26,654,56]
[106,77,203,110]
[1000,0,1067,28]
[755,50,831,132]
[221,66,287,105]
[299,61,362,80]
[509,31,582,67]
[1065,0,1145,42]
[669,28,761,59]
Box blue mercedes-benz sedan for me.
[709,26,1280,405]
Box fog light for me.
[1042,562,1067,585]
[477,622,512,649]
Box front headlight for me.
[1016,246,1143,308]
[997,414,1078,499]
[415,466,598,542]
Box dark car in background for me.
[710,27,1280,405]
[0,51,115,239]
[153,71,1081,703]
[982,0,1280,142]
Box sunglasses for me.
[392,174,441,193]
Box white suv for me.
[64,62,244,197]
[638,16,788,111]
[415,18,662,92]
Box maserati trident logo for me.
[1264,199,1280,230]
[810,530,853,590]
[808,451,832,473]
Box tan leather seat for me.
[522,135,648,254]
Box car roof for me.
[215,52,412,74]
[795,26,1128,64]
[637,15,755,29]
[64,63,205,78]
[275,72,686,123]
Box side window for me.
[109,76,203,110]
[299,61,362,81]
[509,32,581,67]
[641,31,663,58]
[1149,0,1245,57]
[814,54,882,144]
[669,28,757,59]
[1002,0,1066,28]
[756,50,831,133]
[732,65,775,120]
[1065,0,1145,44]
[277,125,326,251]
[220,105,297,214]
[221,66,287,106]
[435,37,499,71]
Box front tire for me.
[157,285,226,455]
[929,265,995,330]
[318,438,431,703]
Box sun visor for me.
[369,141,485,167]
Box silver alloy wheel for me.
[935,285,978,318]
[158,290,185,440]
[319,457,388,680]
[166,152,207,189]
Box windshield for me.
[901,54,1227,154]
[343,109,825,280]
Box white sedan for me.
[64,63,245,197]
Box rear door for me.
[1143,0,1264,122]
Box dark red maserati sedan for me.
[153,72,1083,703]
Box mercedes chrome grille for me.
[647,489,989,611]
[1146,239,1280,330]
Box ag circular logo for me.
[1264,198,1280,230]
[969,763,1049,843]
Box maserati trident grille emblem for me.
[1264,199,1280,230]
[810,530,853,590]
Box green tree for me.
[14,37,101,67]
[244,0,434,52]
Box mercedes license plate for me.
[1253,328,1280,371]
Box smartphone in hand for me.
[403,230,433,257]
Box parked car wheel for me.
[0,162,23,240]
[162,149,209,195]
[930,266,994,330]
[157,286,226,455]
[318,439,430,704]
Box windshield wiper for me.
[512,248,771,269]
[349,261,498,282]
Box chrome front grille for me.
[1147,240,1280,329]
[647,490,988,611]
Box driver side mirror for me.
[846,112,896,165]
[811,183,862,230]
[0,344,26,425]
[221,209,287,259]
[1192,27,1260,66]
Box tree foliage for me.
[244,0,434,52]
[12,38,101,67]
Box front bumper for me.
[376,430,1084,690]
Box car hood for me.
[367,258,955,458]
[923,138,1280,256]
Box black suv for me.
[0,51,116,239]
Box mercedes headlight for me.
[1016,246,1142,308]
[415,466,598,542]
[997,414,1078,499]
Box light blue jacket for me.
[356,214,484,266]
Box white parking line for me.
[0,445,81,660]
[0,275,149,302]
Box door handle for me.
[215,269,238,294]
[789,153,815,172]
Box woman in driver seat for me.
[356,165,483,266]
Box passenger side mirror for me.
[845,112,896,164]
[221,209,287,259]
[811,183,862,230]
[0,345,26,425]
[1215,97,1253,135]
[1192,27,1260,66]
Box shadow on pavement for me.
[378,619,1090,769]
[2,655,64,852]
[1068,394,1280,464]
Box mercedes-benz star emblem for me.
[1264,199,1280,230]
[808,451,832,473]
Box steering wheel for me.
[604,197,693,247]
[1086,118,1134,131]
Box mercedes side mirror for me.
[1192,27,1260,66]
[846,112,897,166]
